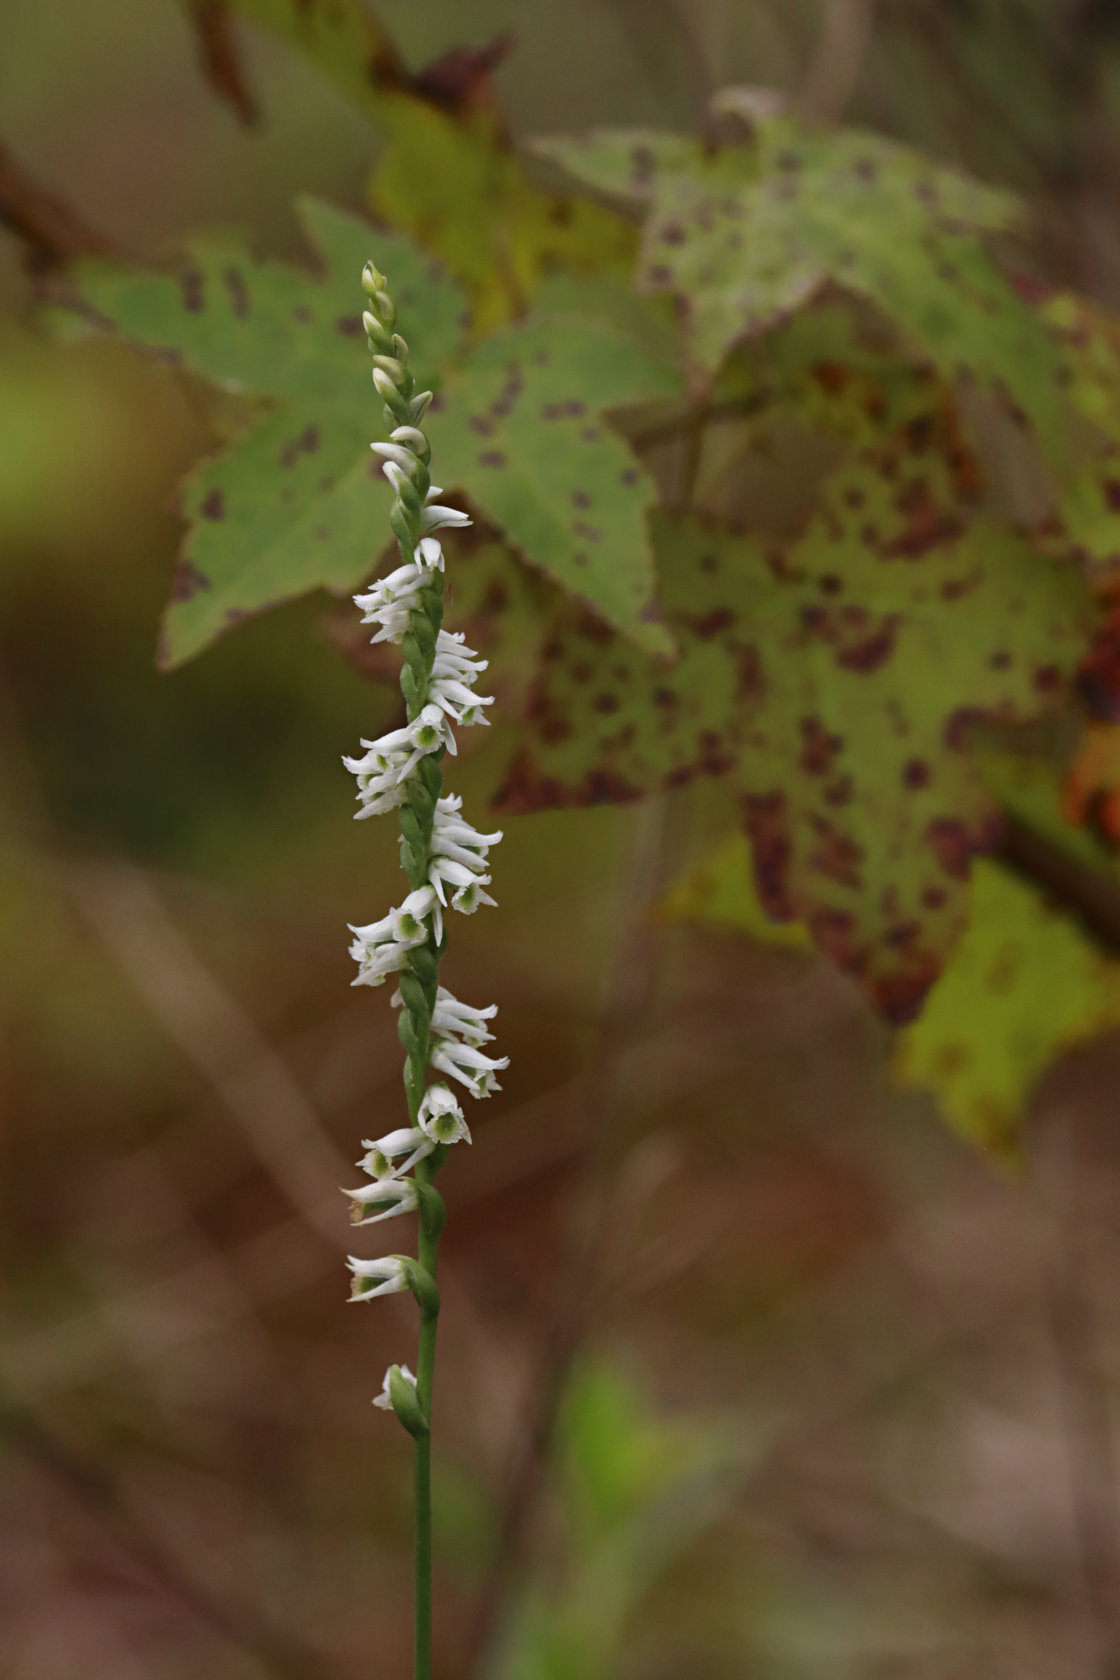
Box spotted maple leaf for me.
[534,108,1066,461]
[499,381,1091,1018]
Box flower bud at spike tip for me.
[361,261,386,297]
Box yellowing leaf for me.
[371,100,637,335]
[658,834,812,949]
[894,859,1120,1157]
[226,1,640,328]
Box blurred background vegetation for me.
[5,3,1120,1677]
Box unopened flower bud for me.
[373,1363,427,1436]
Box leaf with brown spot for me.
[537,111,1065,461]
[501,390,1092,1016]
[48,199,467,667]
[427,309,682,655]
[657,834,812,950]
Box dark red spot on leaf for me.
[742,792,796,921]
[170,559,210,602]
[279,425,320,467]
[809,820,863,888]
[180,268,204,312]
[799,717,843,776]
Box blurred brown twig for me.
[0,142,123,272]
[798,0,879,124]
[180,0,260,126]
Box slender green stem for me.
[412,1152,441,1680]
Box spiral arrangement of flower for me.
[342,260,508,1674]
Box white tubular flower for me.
[449,877,498,915]
[432,630,488,683]
[346,703,456,788]
[344,1176,419,1226]
[350,770,408,821]
[353,559,427,644]
[373,1363,417,1411]
[349,885,442,985]
[428,855,494,911]
[432,797,502,866]
[419,485,472,535]
[350,886,438,950]
[418,1082,472,1145]
[344,734,410,780]
[408,701,458,761]
[348,1254,410,1301]
[416,536,445,571]
[428,798,501,910]
[358,1126,433,1179]
[431,986,498,1047]
[427,632,494,727]
[430,1036,509,1100]
[349,935,412,988]
[429,672,494,728]
[354,557,423,612]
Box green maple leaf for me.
[51,199,464,668]
[499,382,1091,1018]
[50,201,676,665]
[427,299,680,658]
[535,111,1065,461]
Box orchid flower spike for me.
[345,258,509,1540]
